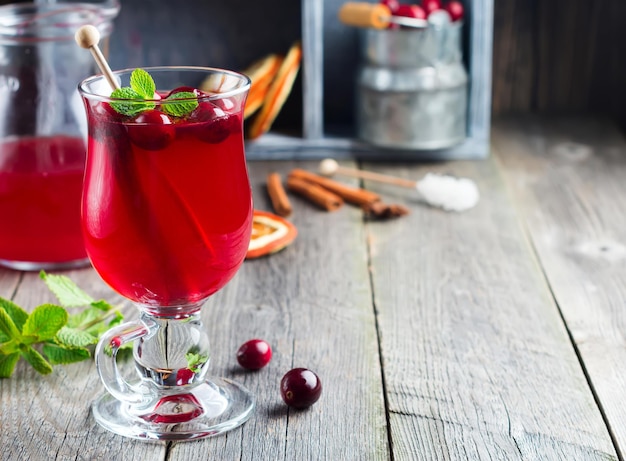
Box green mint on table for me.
[0,271,126,378]
[110,68,198,117]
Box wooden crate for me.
[108,0,493,160]
[247,0,494,160]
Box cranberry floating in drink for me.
[76,25,254,440]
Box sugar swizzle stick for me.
[319,159,480,212]
[74,25,119,90]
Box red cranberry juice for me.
[82,103,252,307]
[0,136,87,263]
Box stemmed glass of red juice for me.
[78,67,253,440]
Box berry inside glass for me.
[82,77,252,311]
[79,67,254,441]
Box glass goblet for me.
[78,67,253,440]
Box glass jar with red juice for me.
[0,1,119,270]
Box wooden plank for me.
[490,0,535,114]
[0,268,21,299]
[153,160,388,460]
[0,160,387,459]
[491,0,626,132]
[362,157,617,459]
[464,0,494,146]
[492,115,626,458]
[301,0,324,140]
[246,134,490,160]
[0,269,166,461]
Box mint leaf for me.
[185,352,208,373]
[0,298,29,334]
[56,326,98,348]
[0,306,21,341]
[0,340,19,355]
[43,344,90,365]
[40,271,94,307]
[0,275,128,378]
[0,353,20,378]
[110,87,155,116]
[106,310,124,328]
[86,311,124,338]
[91,300,113,312]
[130,68,156,99]
[20,346,53,375]
[67,306,101,329]
[22,304,68,342]
[162,91,198,117]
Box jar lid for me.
[0,1,120,42]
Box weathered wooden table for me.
[1,117,625,460]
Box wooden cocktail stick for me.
[319,159,417,189]
[74,25,120,90]
[338,2,428,29]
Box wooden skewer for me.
[319,159,417,189]
[338,2,428,30]
[74,25,119,90]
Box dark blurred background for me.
[2,0,625,134]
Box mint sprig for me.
[129,68,156,99]
[0,271,126,378]
[110,87,155,116]
[162,91,198,117]
[109,68,198,118]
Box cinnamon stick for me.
[267,172,292,217]
[363,201,410,220]
[289,168,380,206]
[286,176,343,211]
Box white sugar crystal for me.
[415,173,479,212]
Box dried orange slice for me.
[242,54,283,119]
[248,41,302,140]
[246,210,297,259]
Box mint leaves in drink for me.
[110,68,198,117]
[0,271,126,378]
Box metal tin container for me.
[357,21,468,150]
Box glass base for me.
[0,257,90,271]
[92,378,254,440]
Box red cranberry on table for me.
[280,368,322,409]
[127,109,175,150]
[237,339,272,370]
[446,1,464,21]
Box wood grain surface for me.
[360,157,617,460]
[1,123,626,459]
[493,116,626,459]
[492,0,626,131]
